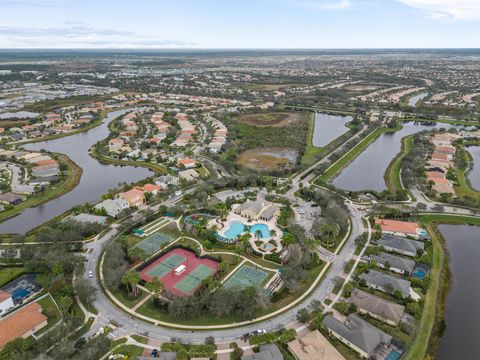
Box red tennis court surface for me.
[139,248,219,297]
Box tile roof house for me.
[0,302,47,348]
[349,289,405,325]
[378,234,425,257]
[375,219,427,239]
[360,270,412,298]
[287,330,345,360]
[241,343,283,360]
[323,314,392,359]
[370,252,416,275]
[119,189,145,207]
[136,183,162,195]
[176,158,196,168]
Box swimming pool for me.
[223,220,270,240]
[412,264,429,280]
[385,350,402,360]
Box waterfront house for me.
[360,270,411,298]
[349,289,405,325]
[378,234,425,257]
[370,252,416,275]
[119,189,145,207]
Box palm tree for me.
[255,229,262,239]
[121,270,140,296]
[145,277,165,299]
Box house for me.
[234,199,280,221]
[154,175,178,188]
[370,252,416,275]
[241,343,283,360]
[287,329,345,360]
[176,158,196,169]
[108,138,124,152]
[0,302,48,348]
[0,291,14,317]
[94,198,129,217]
[119,188,145,207]
[136,183,162,195]
[360,270,411,298]
[0,192,24,205]
[378,234,425,257]
[178,169,200,182]
[349,289,405,325]
[323,314,392,359]
[375,219,429,239]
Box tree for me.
[145,277,165,298]
[75,278,97,307]
[57,295,73,315]
[122,270,140,296]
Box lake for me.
[437,224,480,360]
[0,109,153,234]
[332,123,468,192]
[466,146,480,191]
[312,112,351,147]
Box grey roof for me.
[236,199,264,216]
[378,234,424,255]
[241,343,283,360]
[259,205,280,219]
[67,213,107,225]
[322,314,392,357]
[0,192,24,203]
[350,288,405,324]
[371,252,416,274]
[360,270,411,297]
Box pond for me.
[408,92,429,107]
[0,109,153,234]
[312,112,352,147]
[332,122,469,192]
[466,146,480,191]
[437,224,480,360]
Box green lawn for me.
[452,146,480,202]
[113,345,145,358]
[301,112,325,165]
[384,134,413,193]
[36,295,62,335]
[318,126,400,182]
[0,266,26,286]
[112,288,148,309]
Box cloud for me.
[396,0,480,19]
[0,24,194,48]
[290,0,353,10]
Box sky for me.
[0,0,479,48]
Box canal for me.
[0,109,153,234]
[466,146,480,191]
[408,92,429,107]
[437,224,480,360]
[332,122,469,192]
[312,112,352,147]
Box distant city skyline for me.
[0,0,479,48]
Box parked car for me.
[88,270,94,278]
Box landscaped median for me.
[384,134,414,197]
[405,213,480,360]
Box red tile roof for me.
[375,219,420,236]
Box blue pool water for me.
[412,264,429,280]
[385,350,402,360]
[224,220,270,239]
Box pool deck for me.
[212,213,283,254]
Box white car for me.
[88,270,94,278]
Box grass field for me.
[301,112,326,165]
[384,134,413,194]
[36,295,62,335]
[0,266,26,286]
[453,146,480,202]
[0,153,82,224]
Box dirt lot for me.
[237,147,298,172]
[235,112,306,127]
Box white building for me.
[0,290,14,317]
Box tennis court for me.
[224,264,269,290]
[174,264,216,294]
[134,232,173,255]
[145,253,186,278]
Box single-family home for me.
[176,158,196,169]
[136,183,162,195]
[378,235,425,257]
[0,192,24,205]
[322,314,392,359]
[349,289,405,325]
[154,175,178,188]
[94,198,129,217]
[360,270,411,298]
[287,329,345,360]
[375,219,429,239]
[370,252,416,275]
[178,169,200,182]
[241,343,283,360]
[119,188,145,207]
[108,138,124,152]
[0,302,48,348]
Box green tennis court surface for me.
[145,253,185,278]
[173,264,216,294]
[135,232,173,254]
[224,264,268,289]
